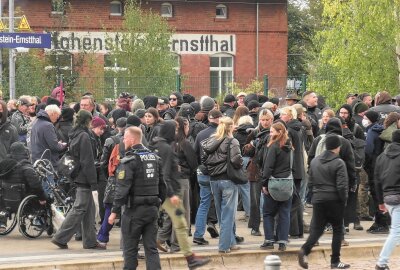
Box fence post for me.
[264,255,281,270]
[301,74,307,94]
[263,74,268,97]
[176,74,181,93]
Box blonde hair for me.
[213,117,234,141]
[281,106,297,120]
[125,126,143,143]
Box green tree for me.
[309,0,400,108]
[109,1,176,98]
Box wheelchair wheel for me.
[17,195,49,239]
[0,210,17,236]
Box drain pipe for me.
[256,1,259,79]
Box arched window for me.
[110,1,123,16]
[161,2,173,18]
[216,4,227,19]
[210,54,234,97]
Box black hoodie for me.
[286,119,305,180]
[262,140,292,186]
[374,142,400,204]
[308,118,356,187]
[150,120,180,197]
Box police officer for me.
[109,126,166,270]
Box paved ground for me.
[0,208,395,269]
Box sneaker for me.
[278,243,286,251]
[260,241,274,249]
[230,245,240,251]
[235,235,244,244]
[331,261,350,269]
[298,248,308,269]
[206,223,219,238]
[51,239,68,249]
[218,249,231,253]
[353,223,364,231]
[186,253,211,269]
[251,229,262,236]
[375,264,390,270]
[361,215,374,221]
[193,237,209,245]
[368,226,389,234]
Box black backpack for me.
[348,137,366,170]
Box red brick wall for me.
[11,0,287,98]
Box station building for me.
[10,0,287,98]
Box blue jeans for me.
[377,204,400,266]
[194,174,212,239]
[97,203,113,243]
[262,193,292,244]
[210,180,238,251]
[42,173,55,198]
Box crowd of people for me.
[0,88,400,270]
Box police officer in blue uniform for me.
[109,126,166,270]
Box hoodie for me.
[286,119,305,180]
[308,150,349,203]
[0,118,18,162]
[150,120,180,197]
[308,118,356,187]
[261,140,292,186]
[374,142,400,204]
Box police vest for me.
[122,150,160,202]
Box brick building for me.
[10,0,287,98]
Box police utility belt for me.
[127,196,160,208]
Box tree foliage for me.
[309,0,400,108]
[109,1,176,97]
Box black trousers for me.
[301,200,345,264]
[122,205,161,270]
[290,179,304,236]
[248,181,263,231]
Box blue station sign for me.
[0,33,51,48]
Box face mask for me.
[362,119,371,128]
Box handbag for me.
[226,138,247,185]
[268,151,294,201]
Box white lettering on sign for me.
[48,31,236,55]
[0,35,42,44]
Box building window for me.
[110,1,123,16]
[210,54,233,97]
[161,2,173,18]
[216,4,227,19]
[51,0,66,14]
[45,53,73,77]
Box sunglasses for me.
[169,98,177,101]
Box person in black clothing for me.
[56,107,75,144]
[52,110,105,250]
[302,91,321,137]
[221,94,236,118]
[108,126,166,270]
[193,110,222,243]
[298,135,350,270]
[338,104,364,140]
[0,142,47,232]
[243,109,273,236]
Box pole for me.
[9,0,15,100]
[256,1,259,79]
[263,74,268,97]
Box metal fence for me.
[1,74,308,102]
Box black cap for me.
[126,115,141,127]
[135,109,146,118]
[224,94,236,103]
[325,135,341,150]
[116,117,127,128]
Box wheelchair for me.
[0,158,74,239]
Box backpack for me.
[315,134,327,157]
[348,137,366,169]
[108,136,121,177]
[58,148,80,181]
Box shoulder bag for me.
[268,151,294,201]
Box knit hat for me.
[111,109,127,123]
[353,102,369,114]
[10,142,29,160]
[247,100,260,111]
[258,95,269,104]
[190,102,201,114]
[178,103,195,118]
[325,135,341,150]
[135,109,146,118]
[245,93,258,106]
[91,116,106,129]
[61,107,75,122]
[392,130,400,144]
[224,94,236,103]
[126,115,141,127]
[116,117,127,128]
[51,86,64,98]
[339,104,353,118]
[143,96,158,109]
[131,99,145,113]
[201,97,215,112]
[365,110,380,123]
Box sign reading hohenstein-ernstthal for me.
[49,31,236,55]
